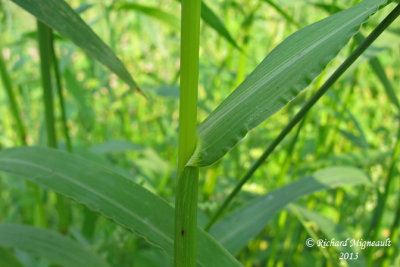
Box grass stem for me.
[37,21,57,148]
[50,34,72,152]
[174,0,201,266]
[0,46,26,145]
[37,21,70,233]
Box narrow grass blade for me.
[116,3,180,29]
[50,34,72,152]
[289,204,366,267]
[263,0,300,27]
[209,167,370,253]
[188,0,386,167]
[201,1,240,49]
[0,223,110,267]
[368,56,400,111]
[11,0,142,92]
[0,147,241,267]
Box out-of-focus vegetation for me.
[0,0,399,266]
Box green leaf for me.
[90,140,143,154]
[289,204,366,267]
[0,223,110,267]
[11,0,141,92]
[116,3,180,29]
[263,0,300,27]
[368,56,400,111]
[201,1,240,49]
[209,167,370,253]
[188,0,386,167]
[0,147,241,267]
[177,0,239,48]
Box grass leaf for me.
[0,223,110,267]
[201,0,240,49]
[0,147,242,267]
[188,0,386,167]
[209,167,370,253]
[116,3,180,29]
[11,0,141,92]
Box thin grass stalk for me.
[204,4,400,231]
[174,0,201,266]
[366,121,400,265]
[37,21,57,148]
[0,46,26,145]
[37,21,70,233]
[50,34,72,153]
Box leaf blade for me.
[11,0,141,92]
[209,167,370,253]
[0,147,242,267]
[201,1,240,49]
[189,0,386,167]
[116,3,180,29]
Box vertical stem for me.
[37,21,57,148]
[174,0,201,266]
[0,47,26,145]
[37,21,70,233]
[50,34,72,153]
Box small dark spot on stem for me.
[181,230,185,236]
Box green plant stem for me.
[174,0,201,266]
[0,47,26,145]
[37,21,57,148]
[50,34,72,152]
[204,4,400,231]
[38,21,70,233]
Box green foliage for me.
[189,0,386,167]
[116,3,180,29]
[11,0,141,92]
[0,0,399,266]
[210,167,370,253]
[0,147,241,267]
